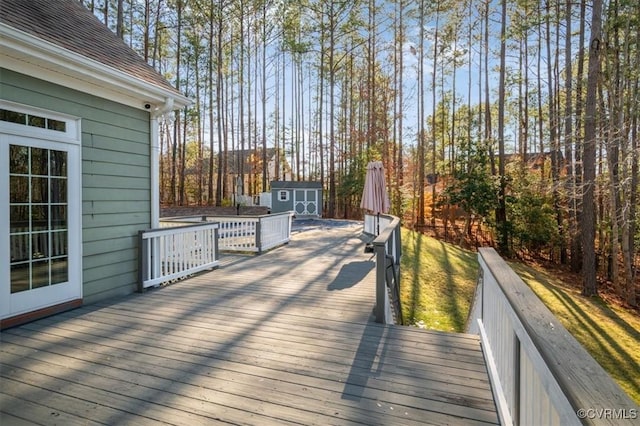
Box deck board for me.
[1,221,498,425]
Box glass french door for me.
[1,122,81,320]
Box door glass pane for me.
[10,234,30,263]
[28,115,46,129]
[10,264,30,293]
[10,205,29,233]
[31,148,48,175]
[32,260,50,288]
[9,145,29,174]
[51,206,67,229]
[9,176,28,203]
[47,119,66,133]
[50,150,67,176]
[31,177,49,203]
[1,109,27,125]
[9,144,68,293]
[32,205,49,231]
[32,233,49,259]
[307,190,316,201]
[51,231,67,256]
[51,258,68,284]
[50,178,67,203]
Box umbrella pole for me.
[377,212,380,235]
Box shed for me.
[271,181,323,218]
[0,0,189,328]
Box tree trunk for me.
[626,74,638,306]
[261,1,268,192]
[116,0,124,39]
[536,1,544,183]
[416,0,425,227]
[328,1,337,217]
[582,0,603,297]
[151,0,163,69]
[430,1,440,227]
[239,0,245,196]
[143,0,150,61]
[215,0,225,206]
[395,0,404,218]
[484,0,494,178]
[571,0,587,272]
[545,1,564,263]
[207,0,215,205]
[496,0,508,255]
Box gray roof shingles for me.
[0,0,179,95]
[271,181,322,189]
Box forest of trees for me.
[83,0,638,306]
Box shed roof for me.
[0,0,188,111]
[271,181,323,190]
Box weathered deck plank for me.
[1,221,498,425]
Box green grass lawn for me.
[400,227,640,404]
[400,227,479,332]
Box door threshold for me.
[1,299,83,330]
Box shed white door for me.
[1,104,82,321]
[293,189,318,215]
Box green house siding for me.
[1,68,151,304]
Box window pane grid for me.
[1,108,67,132]
[9,145,68,293]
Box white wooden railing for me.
[138,222,220,290]
[214,217,260,252]
[258,213,294,251]
[363,213,392,237]
[365,213,403,325]
[160,211,293,253]
[469,248,639,425]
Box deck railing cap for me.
[371,214,401,246]
[478,247,639,422]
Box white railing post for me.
[371,214,402,324]
[256,219,262,253]
[374,241,387,323]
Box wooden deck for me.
[0,221,498,425]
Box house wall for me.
[1,69,151,304]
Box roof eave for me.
[0,23,190,112]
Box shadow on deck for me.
[0,221,498,425]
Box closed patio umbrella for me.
[361,161,390,237]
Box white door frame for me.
[0,100,82,320]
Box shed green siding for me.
[271,181,323,217]
[1,68,151,304]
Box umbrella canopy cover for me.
[361,161,390,214]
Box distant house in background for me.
[271,181,322,218]
[504,150,564,173]
[218,148,292,201]
[0,0,189,328]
